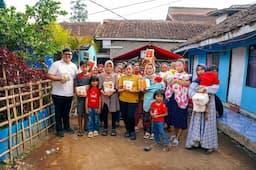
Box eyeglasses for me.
[63,53,72,56]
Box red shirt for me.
[198,72,219,86]
[87,87,100,108]
[151,102,168,122]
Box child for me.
[192,65,220,120]
[142,64,163,140]
[86,76,101,138]
[150,90,171,151]
[75,60,91,136]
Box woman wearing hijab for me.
[185,64,219,153]
[98,60,120,136]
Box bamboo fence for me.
[0,79,55,161]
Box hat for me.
[192,93,209,112]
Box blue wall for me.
[198,52,206,64]
[187,50,229,101]
[241,46,256,114]
[216,50,230,101]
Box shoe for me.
[111,129,117,136]
[149,133,154,140]
[56,131,64,137]
[93,131,99,136]
[64,128,74,133]
[77,131,83,137]
[88,132,94,138]
[101,129,108,136]
[171,138,179,146]
[124,131,130,138]
[143,132,150,139]
[130,132,136,140]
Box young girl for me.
[85,76,101,138]
[150,90,170,151]
[74,61,91,136]
[142,63,164,140]
[165,60,190,146]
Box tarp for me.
[113,44,182,61]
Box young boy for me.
[74,61,91,136]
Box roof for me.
[168,14,216,25]
[208,4,251,16]
[175,4,256,49]
[166,7,216,25]
[60,22,100,37]
[113,44,182,61]
[95,19,212,40]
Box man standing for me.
[47,48,78,137]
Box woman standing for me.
[142,63,164,139]
[185,64,219,153]
[118,64,139,140]
[98,60,119,136]
[165,60,190,146]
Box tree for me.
[0,0,6,9]
[47,23,71,51]
[70,0,88,22]
[0,0,67,61]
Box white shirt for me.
[48,60,78,97]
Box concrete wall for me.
[109,41,179,59]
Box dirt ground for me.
[14,117,256,170]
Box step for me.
[217,108,256,153]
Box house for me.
[95,19,212,60]
[166,7,217,25]
[61,22,100,65]
[174,4,256,117]
[208,4,251,24]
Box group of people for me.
[47,48,220,153]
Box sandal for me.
[170,135,176,142]
[163,144,172,152]
[206,149,214,154]
[171,138,179,146]
[143,132,150,139]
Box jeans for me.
[52,95,73,132]
[119,101,137,133]
[153,122,170,145]
[87,108,100,132]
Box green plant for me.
[0,0,67,62]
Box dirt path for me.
[20,118,256,170]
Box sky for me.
[5,0,256,22]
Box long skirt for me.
[166,95,188,129]
[185,95,218,149]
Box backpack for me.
[215,95,223,117]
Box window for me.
[206,52,219,67]
[246,45,256,87]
